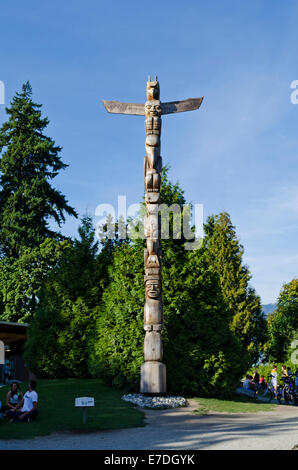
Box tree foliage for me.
[88,238,144,389]
[89,170,254,396]
[24,216,102,377]
[0,81,77,259]
[264,278,298,363]
[0,239,69,322]
[203,213,266,364]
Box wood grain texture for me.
[102,100,145,115]
[161,97,204,115]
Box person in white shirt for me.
[243,375,256,391]
[271,366,278,398]
[7,381,38,423]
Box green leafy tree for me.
[88,168,189,390]
[264,278,298,363]
[0,238,69,322]
[162,245,247,396]
[97,213,129,288]
[89,171,249,396]
[88,238,144,389]
[0,81,77,259]
[203,213,266,364]
[24,216,102,377]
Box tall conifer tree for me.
[0,82,77,259]
[204,213,266,364]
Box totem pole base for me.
[140,361,167,394]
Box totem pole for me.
[103,77,203,394]
[142,78,165,393]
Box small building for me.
[0,321,31,383]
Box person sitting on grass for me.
[243,375,256,391]
[259,375,267,389]
[6,380,38,423]
[252,370,260,385]
[0,382,23,416]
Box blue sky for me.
[1,0,298,303]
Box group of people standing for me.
[0,380,38,423]
[270,365,297,398]
[243,365,297,397]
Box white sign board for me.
[0,341,4,365]
[75,397,94,408]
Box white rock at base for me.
[122,393,187,409]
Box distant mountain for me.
[262,303,277,316]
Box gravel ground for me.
[1,400,298,450]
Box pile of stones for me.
[122,393,187,409]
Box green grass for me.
[192,395,277,415]
[0,378,144,439]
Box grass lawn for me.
[192,395,278,415]
[0,378,144,439]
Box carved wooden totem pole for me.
[103,77,203,394]
[142,78,165,393]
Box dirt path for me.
[1,400,298,450]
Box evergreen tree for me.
[89,171,249,396]
[97,213,129,286]
[24,216,102,377]
[89,168,189,390]
[0,81,77,259]
[88,238,144,389]
[203,213,266,365]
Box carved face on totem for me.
[145,279,161,299]
[145,100,161,118]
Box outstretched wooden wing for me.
[161,97,204,115]
[102,100,145,116]
[102,97,204,116]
